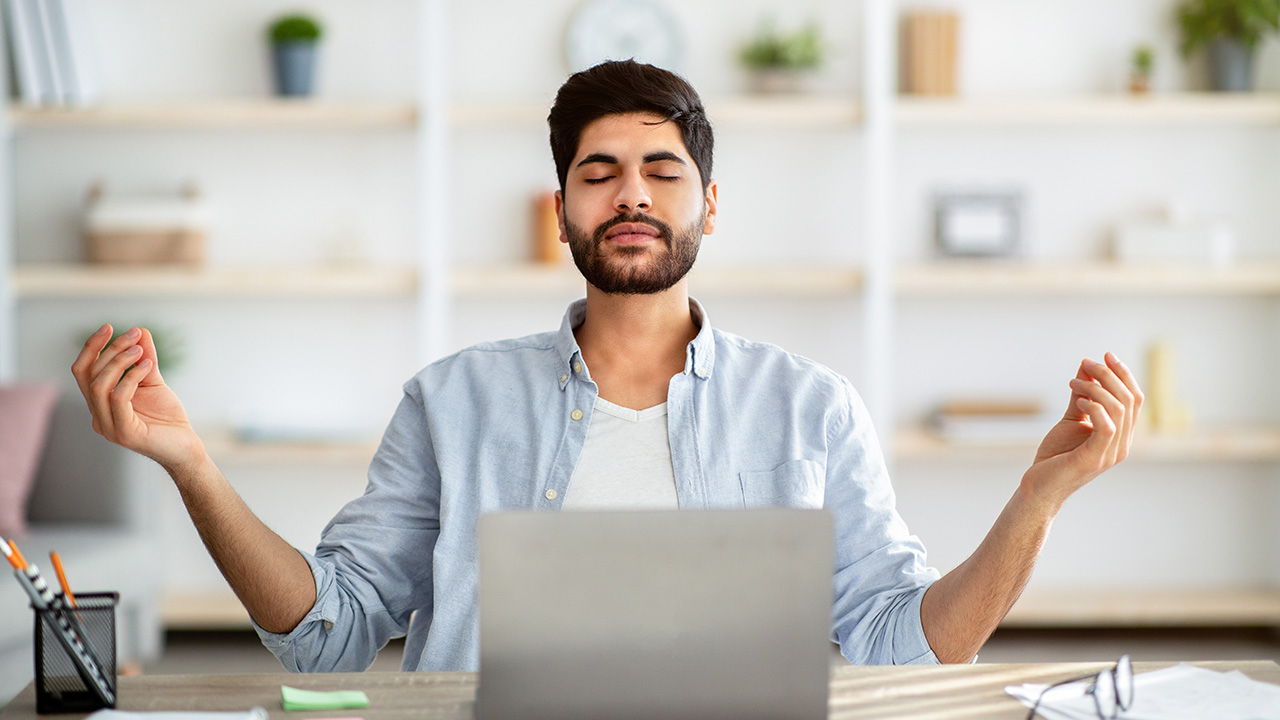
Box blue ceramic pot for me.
[272,41,318,96]
[1209,38,1254,92]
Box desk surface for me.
[4,661,1279,719]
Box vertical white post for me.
[417,0,450,365]
[0,21,15,381]
[861,0,897,459]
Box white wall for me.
[13,0,1280,596]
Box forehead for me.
[573,112,691,163]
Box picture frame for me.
[933,191,1022,257]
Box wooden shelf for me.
[453,93,1280,129]
[9,99,418,130]
[451,263,863,297]
[896,425,1280,463]
[13,264,418,298]
[896,261,1280,296]
[162,589,252,630]
[200,428,379,467]
[897,93,1280,127]
[162,585,1280,631]
[452,96,862,128]
[1002,587,1280,628]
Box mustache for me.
[593,212,673,244]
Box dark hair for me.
[548,60,714,192]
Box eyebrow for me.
[574,151,688,169]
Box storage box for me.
[83,185,209,266]
[902,10,960,95]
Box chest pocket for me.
[738,459,825,509]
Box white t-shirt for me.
[561,397,679,510]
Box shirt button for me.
[323,620,334,630]
[560,374,568,383]
[571,409,584,421]
[696,367,709,377]
[573,361,583,374]
[545,489,558,500]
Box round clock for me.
[565,0,684,72]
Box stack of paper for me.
[3,0,99,106]
[1007,663,1280,720]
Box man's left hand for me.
[1022,352,1144,513]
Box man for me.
[71,60,1142,671]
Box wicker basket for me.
[86,229,205,266]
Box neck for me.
[573,281,698,409]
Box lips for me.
[605,222,662,244]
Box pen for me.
[50,551,76,608]
[2,537,115,706]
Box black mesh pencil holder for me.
[33,591,118,714]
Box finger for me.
[1082,357,1136,413]
[136,328,165,385]
[109,357,152,441]
[1078,396,1117,464]
[1062,361,1094,420]
[71,324,114,398]
[1104,352,1141,460]
[1071,382,1123,466]
[87,343,144,440]
[88,327,144,382]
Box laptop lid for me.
[476,508,835,720]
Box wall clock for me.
[565,0,683,72]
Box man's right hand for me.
[71,323,205,472]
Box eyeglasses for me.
[1026,654,1134,720]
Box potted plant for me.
[739,19,823,94]
[1176,0,1280,91]
[268,13,324,97]
[1129,44,1155,94]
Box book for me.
[42,0,97,105]
[29,0,64,104]
[3,0,43,105]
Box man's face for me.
[558,113,717,295]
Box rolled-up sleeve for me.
[825,378,941,666]
[254,384,442,672]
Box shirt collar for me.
[554,297,717,390]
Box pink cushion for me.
[0,383,59,538]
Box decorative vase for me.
[1208,38,1254,92]
[272,41,319,97]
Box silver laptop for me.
[475,508,835,720]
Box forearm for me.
[920,484,1059,663]
[165,454,317,634]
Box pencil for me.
[50,551,77,608]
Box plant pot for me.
[272,41,319,97]
[747,68,817,95]
[1208,38,1254,92]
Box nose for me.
[613,170,651,213]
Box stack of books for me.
[927,399,1048,445]
[3,0,98,107]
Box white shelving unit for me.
[3,0,1277,630]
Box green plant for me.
[1132,44,1155,75]
[269,13,323,44]
[739,19,823,71]
[1176,0,1280,55]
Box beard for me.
[565,210,704,295]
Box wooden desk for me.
[4,661,1279,719]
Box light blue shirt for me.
[256,298,942,671]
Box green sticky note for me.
[280,685,370,711]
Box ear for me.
[702,181,718,236]
[555,189,568,244]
